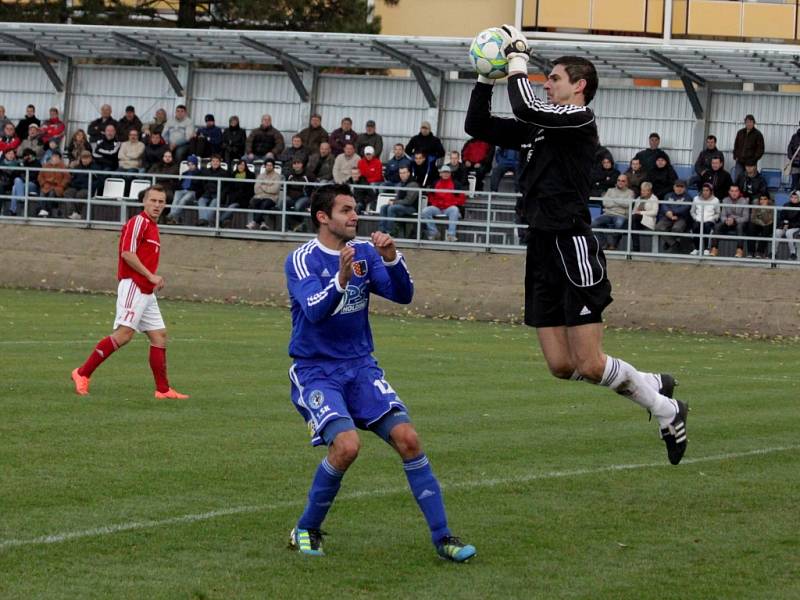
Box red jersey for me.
[357,157,383,183]
[118,212,160,294]
[428,177,465,210]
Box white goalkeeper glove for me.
[499,24,530,74]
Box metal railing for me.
[2,164,799,266]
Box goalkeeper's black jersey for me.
[465,74,598,232]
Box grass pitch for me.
[1,288,798,599]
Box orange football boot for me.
[154,388,190,400]
[71,368,90,396]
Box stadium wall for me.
[2,223,799,338]
[3,62,799,170]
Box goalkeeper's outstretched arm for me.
[464,80,530,150]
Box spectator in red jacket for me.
[461,137,494,191]
[40,107,66,145]
[0,122,20,154]
[356,145,383,184]
[420,165,465,242]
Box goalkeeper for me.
[465,26,688,464]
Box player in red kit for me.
[71,184,189,399]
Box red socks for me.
[78,336,119,378]
[149,345,170,393]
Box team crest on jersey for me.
[308,389,325,409]
[352,259,368,277]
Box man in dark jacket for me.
[733,114,765,181]
[15,104,40,140]
[405,121,445,167]
[245,114,284,162]
[196,154,228,226]
[691,135,724,187]
[410,151,439,189]
[116,106,143,142]
[64,151,100,219]
[194,114,223,157]
[305,142,335,182]
[384,143,411,186]
[464,31,686,465]
[655,179,692,253]
[356,120,383,159]
[297,114,328,155]
[634,133,670,173]
[700,156,733,203]
[91,124,121,172]
[736,160,768,202]
[143,131,168,169]
[329,117,358,156]
[222,116,246,164]
[87,104,118,144]
[649,151,678,200]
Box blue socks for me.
[297,453,451,546]
[297,457,344,530]
[403,454,450,545]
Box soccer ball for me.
[469,28,508,80]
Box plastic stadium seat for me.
[589,205,602,220]
[368,193,393,215]
[762,169,782,190]
[96,178,125,199]
[674,164,693,181]
[128,179,152,199]
[179,161,190,175]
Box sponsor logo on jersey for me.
[308,389,325,409]
[352,259,368,277]
[321,268,330,277]
[341,283,368,314]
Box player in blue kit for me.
[285,184,476,563]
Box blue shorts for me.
[289,355,408,446]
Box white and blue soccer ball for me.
[469,28,508,80]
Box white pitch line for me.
[1,445,797,552]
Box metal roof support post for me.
[691,85,711,162]
[426,72,444,138]
[53,58,74,123]
[372,41,441,108]
[239,37,312,102]
[681,76,704,119]
[646,50,706,118]
[0,32,67,92]
[176,63,194,114]
[297,68,318,133]
[111,32,187,96]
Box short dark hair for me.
[176,104,187,111]
[27,104,35,110]
[707,135,717,142]
[552,56,598,105]
[649,132,660,140]
[210,153,222,160]
[310,184,353,229]
[142,184,167,202]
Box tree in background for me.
[0,0,400,31]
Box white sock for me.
[599,356,677,428]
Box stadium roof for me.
[2,21,799,112]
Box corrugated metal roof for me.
[2,22,800,84]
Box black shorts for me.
[524,228,613,328]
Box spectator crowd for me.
[1,103,799,255]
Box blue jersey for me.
[286,238,414,360]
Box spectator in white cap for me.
[357,145,383,185]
